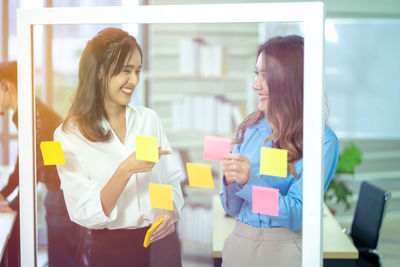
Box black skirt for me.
[88,225,182,267]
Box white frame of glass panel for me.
[17,3,324,267]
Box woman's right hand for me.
[120,149,172,177]
[123,152,157,174]
[222,153,250,186]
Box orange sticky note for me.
[186,162,214,188]
[260,147,287,177]
[40,141,65,165]
[149,183,173,210]
[136,135,159,162]
[252,185,279,216]
[143,218,164,248]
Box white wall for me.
[325,19,400,139]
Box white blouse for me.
[54,105,184,230]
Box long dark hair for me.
[235,35,304,178]
[0,61,17,86]
[63,27,142,142]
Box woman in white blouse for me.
[54,27,184,267]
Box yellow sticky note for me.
[149,183,173,210]
[186,162,214,188]
[40,141,66,165]
[136,135,159,163]
[143,218,164,248]
[260,147,287,177]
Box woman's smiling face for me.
[103,48,142,108]
[252,52,269,112]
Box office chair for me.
[350,181,391,267]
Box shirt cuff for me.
[93,189,118,225]
[221,176,244,211]
[106,205,118,221]
[73,186,118,229]
[224,178,242,194]
[234,182,252,203]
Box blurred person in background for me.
[0,61,81,267]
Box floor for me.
[378,218,400,267]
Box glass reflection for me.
[25,21,339,267]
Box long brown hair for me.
[235,35,304,178]
[0,61,17,86]
[63,27,142,142]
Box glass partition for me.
[16,3,325,267]
[32,21,308,267]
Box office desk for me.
[213,196,358,267]
[0,211,16,261]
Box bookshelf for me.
[143,26,261,238]
[145,23,259,154]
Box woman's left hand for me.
[150,209,176,243]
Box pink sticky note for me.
[252,186,279,216]
[203,135,232,161]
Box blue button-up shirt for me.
[219,118,339,231]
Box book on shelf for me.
[193,95,206,131]
[204,95,217,133]
[179,38,225,77]
[199,44,224,77]
[172,101,183,129]
[216,97,232,135]
[172,94,238,135]
[179,38,202,75]
[182,95,194,130]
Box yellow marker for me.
[149,183,173,210]
[260,147,288,177]
[40,141,66,165]
[186,162,214,188]
[136,135,159,163]
[143,218,164,248]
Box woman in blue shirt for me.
[220,35,339,267]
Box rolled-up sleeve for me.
[220,177,245,217]
[55,129,117,229]
[219,144,246,217]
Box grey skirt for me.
[222,220,302,267]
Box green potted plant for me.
[324,143,363,214]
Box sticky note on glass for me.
[40,141,65,165]
[143,218,164,248]
[186,162,214,188]
[252,186,279,216]
[136,135,159,162]
[149,183,173,210]
[260,147,287,177]
[203,135,232,161]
